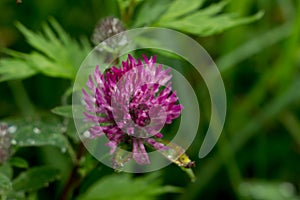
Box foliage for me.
[78,173,182,200]
[155,0,264,36]
[0,0,299,199]
[0,18,91,81]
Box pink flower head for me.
[82,54,183,166]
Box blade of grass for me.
[280,112,300,148]
[217,23,292,72]
[179,78,300,200]
[223,2,299,131]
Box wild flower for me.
[82,54,182,166]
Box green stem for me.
[59,142,86,200]
[118,0,125,22]
[119,0,135,24]
[61,86,73,106]
[126,0,135,23]
[7,80,37,119]
[66,140,77,164]
[60,85,81,176]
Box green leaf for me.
[51,105,73,118]
[0,18,91,81]
[12,166,60,192]
[9,157,29,169]
[4,119,68,150]
[51,105,85,118]
[0,173,12,194]
[159,0,205,22]
[51,104,83,142]
[239,181,299,200]
[133,0,171,27]
[0,57,37,82]
[0,163,13,180]
[189,0,229,17]
[5,191,25,200]
[78,173,182,200]
[156,0,264,36]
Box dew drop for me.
[61,147,67,153]
[60,127,67,132]
[11,139,17,145]
[83,130,90,138]
[8,126,17,134]
[33,127,41,134]
[27,139,35,145]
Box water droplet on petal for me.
[33,127,41,134]
[8,126,17,134]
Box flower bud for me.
[0,123,11,164]
[92,16,125,46]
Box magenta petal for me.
[82,54,183,166]
[132,138,150,165]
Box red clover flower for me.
[82,54,183,166]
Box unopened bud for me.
[92,16,125,45]
[0,123,11,164]
[91,17,128,55]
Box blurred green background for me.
[0,0,299,199]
